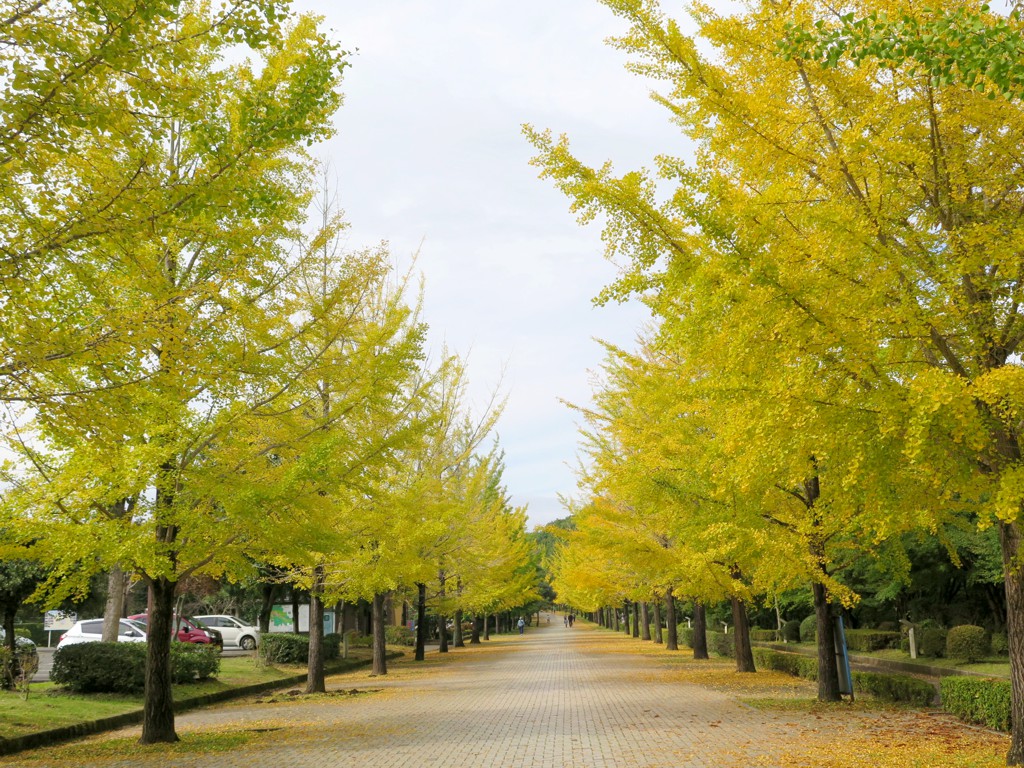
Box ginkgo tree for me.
[0,0,349,743]
[529,1,1024,753]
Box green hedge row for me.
[749,629,779,642]
[844,629,901,652]
[258,633,342,664]
[753,648,817,680]
[677,626,694,648]
[852,671,935,706]
[52,642,220,693]
[941,676,1011,731]
[706,631,734,658]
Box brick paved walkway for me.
[8,616,983,767]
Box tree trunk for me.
[632,601,640,638]
[102,566,127,642]
[304,565,325,694]
[258,582,278,634]
[623,601,631,635]
[484,613,491,640]
[731,596,756,673]
[415,583,427,662]
[141,575,178,744]
[652,599,663,644]
[2,607,16,688]
[813,580,841,702]
[371,592,387,676]
[692,601,709,660]
[454,609,464,648]
[470,615,481,644]
[640,602,651,641]
[1001,521,1024,764]
[664,589,678,651]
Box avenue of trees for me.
[0,0,538,745]
[529,1,1024,764]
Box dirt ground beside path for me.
[0,616,1009,768]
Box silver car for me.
[192,615,259,650]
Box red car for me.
[128,613,222,646]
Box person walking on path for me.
[517,617,525,634]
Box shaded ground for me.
[1,617,1008,767]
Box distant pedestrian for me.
[564,615,568,627]
[568,614,574,627]
[517,617,525,634]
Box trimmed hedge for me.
[782,620,801,643]
[941,676,1011,731]
[384,626,415,647]
[844,629,901,652]
[753,648,817,680]
[259,633,309,664]
[749,629,779,642]
[677,626,694,648]
[258,632,342,664]
[946,625,989,662]
[852,671,935,706]
[799,615,816,643]
[707,631,734,658]
[52,642,220,693]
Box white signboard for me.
[269,605,334,634]
[43,610,76,631]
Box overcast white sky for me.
[293,0,687,529]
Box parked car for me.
[0,628,38,660]
[192,615,259,650]
[128,613,222,646]
[56,618,147,650]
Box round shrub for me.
[991,632,1009,656]
[384,626,415,647]
[782,620,801,643]
[946,625,989,662]
[259,633,308,664]
[52,642,147,692]
[171,644,221,682]
[917,627,948,658]
[324,632,342,660]
[799,615,817,643]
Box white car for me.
[193,615,259,650]
[55,618,147,649]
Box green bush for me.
[752,648,817,680]
[53,643,147,692]
[852,671,935,706]
[52,642,221,692]
[384,626,415,647]
[991,632,1009,656]
[942,676,1011,731]
[799,615,817,643]
[876,621,898,632]
[844,629,901,652]
[917,627,948,658]
[259,633,309,664]
[171,644,221,682]
[782,620,801,643]
[946,625,989,662]
[749,629,779,642]
[324,632,342,660]
[707,631,734,658]
[677,626,694,648]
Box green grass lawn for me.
[0,650,374,740]
[779,642,1010,677]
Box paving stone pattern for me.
[34,618,887,767]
